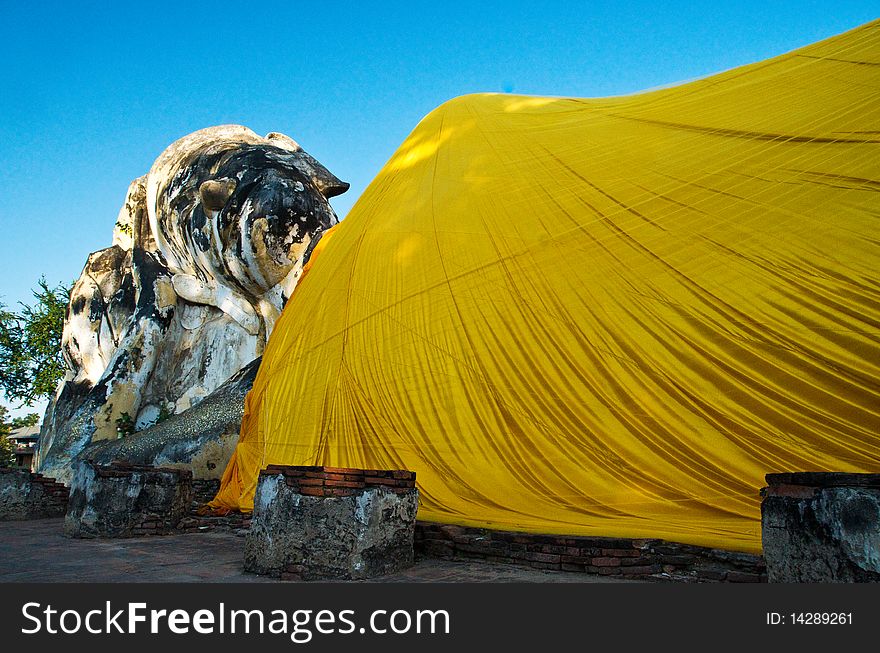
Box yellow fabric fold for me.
[211,20,880,553]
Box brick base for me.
[178,469,770,582]
[191,479,221,507]
[176,511,251,534]
[415,522,766,582]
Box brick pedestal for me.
[245,465,418,580]
[762,472,880,582]
[0,468,69,520]
[64,461,193,538]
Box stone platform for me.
[245,465,418,580]
[64,461,193,538]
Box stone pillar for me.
[0,469,69,520]
[64,461,193,538]
[761,472,880,582]
[245,465,418,580]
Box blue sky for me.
[0,1,877,414]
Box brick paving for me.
[0,519,640,583]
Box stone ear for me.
[198,178,237,212]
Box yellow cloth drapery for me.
[212,21,880,553]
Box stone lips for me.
[38,127,348,484]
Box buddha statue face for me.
[148,126,349,301]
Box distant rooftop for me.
[7,425,40,440]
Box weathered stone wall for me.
[173,477,251,534]
[176,511,251,535]
[415,522,766,582]
[64,462,193,538]
[0,469,69,520]
[762,472,880,583]
[191,478,222,506]
[245,466,418,580]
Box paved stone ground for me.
[0,519,639,583]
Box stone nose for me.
[320,179,350,199]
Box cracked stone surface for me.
[245,474,419,580]
[64,462,193,538]
[0,470,68,521]
[762,473,880,583]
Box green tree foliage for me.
[0,278,71,404]
[11,413,39,428]
[0,407,40,468]
[0,406,18,467]
[0,434,14,467]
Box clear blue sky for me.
[0,1,876,412]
